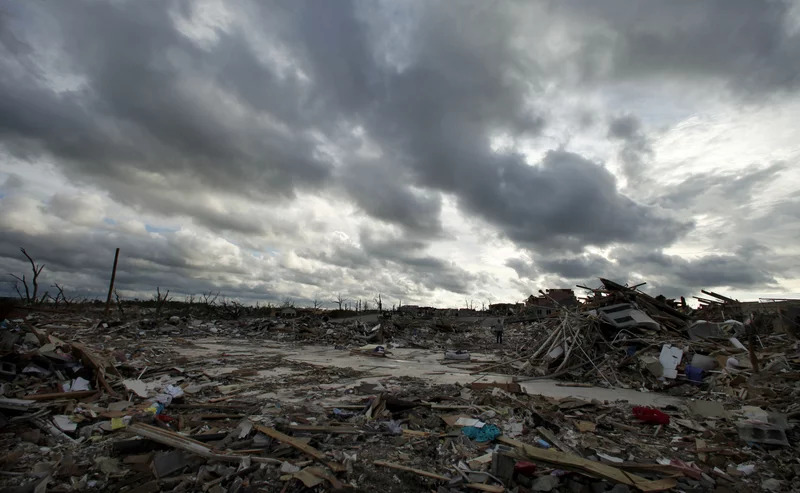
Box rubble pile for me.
[1,277,798,492]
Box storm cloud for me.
[1,0,799,305]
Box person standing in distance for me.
[493,318,504,344]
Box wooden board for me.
[127,423,282,465]
[254,424,345,472]
[497,436,676,492]
[465,484,505,492]
[373,461,450,481]
[24,391,98,401]
[288,425,360,434]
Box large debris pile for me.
[481,280,799,394]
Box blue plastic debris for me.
[685,365,704,383]
[333,408,354,418]
[461,424,501,442]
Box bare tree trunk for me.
[114,289,125,318]
[20,248,44,302]
[52,283,70,306]
[332,293,347,310]
[155,287,170,318]
[9,274,29,303]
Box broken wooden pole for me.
[104,247,120,316]
[254,424,346,472]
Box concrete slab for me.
[175,339,683,408]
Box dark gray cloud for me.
[657,163,788,212]
[611,245,780,292]
[0,173,23,191]
[0,1,330,232]
[341,163,443,235]
[608,115,652,187]
[505,258,537,280]
[298,228,476,295]
[469,150,689,251]
[0,0,689,251]
[537,254,615,280]
[561,0,800,95]
[0,0,797,303]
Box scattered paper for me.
[737,464,755,476]
[123,379,148,398]
[65,377,92,392]
[165,384,184,398]
[729,337,746,350]
[22,364,51,376]
[504,421,523,437]
[95,457,123,475]
[597,452,623,463]
[238,420,253,439]
[108,401,132,412]
[455,417,484,428]
[53,415,77,432]
[280,462,300,474]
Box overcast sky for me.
[1,0,799,308]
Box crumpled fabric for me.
[632,406,670,425]
[461,424,501,442]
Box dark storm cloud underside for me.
[562,0,800,95]
[1,0,798,298]
[1,0,688,250]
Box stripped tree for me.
[8,248,45,304]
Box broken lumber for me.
[127,423,281,465]
[0,398,37,412]
[71,342,119,395]
[24,390,98,401]
[465,484,504,492]
[32,417,77,444]
[497,436,676,492]
[305,467,348,490]
[253,423,345,472]
[287,424,360,434]
[373,461,450,481]
[536,426,577,455]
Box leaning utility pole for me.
[103,248,120,316]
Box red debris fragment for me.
[632,406,670,425]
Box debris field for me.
[1,279,799,492]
